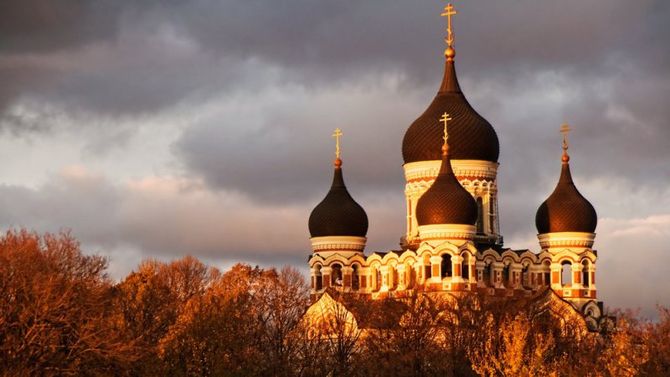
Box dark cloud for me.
[0,0,121,53]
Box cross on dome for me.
[440,112,452,155]
[560,123,571,162]
[332,128,343,166]
[441,3,458,48]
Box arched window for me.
[476,197,484,234]
[315,265,323,291]
[582,261,590,288]
[441,255,452,278]
[561,261,572,286]
[483,262,492,286]
[502,263,510,287]
[331,264,343,287]
[352,264,360,290]
[461,253,470,280]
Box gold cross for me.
[440,112,452,148]
[441,3,458,47]
[560,123,571,152]
[332,128,343,159]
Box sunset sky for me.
[0,0,668,317]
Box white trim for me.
[418,224,475,245]
[310,236,367,253]
[538,232,595,249]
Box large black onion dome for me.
[402,59,499,163]
[309,160,368,237]
[416,148,478,226]
[535,159,597,234]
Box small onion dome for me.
[535,147,597,234]
[416,144,478,226]
[308,159,368,238]
[402,54,499,164]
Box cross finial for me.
[440,112,452,155]
[332,128,343,161]
[441,3,458,49]
[560,123,571,163]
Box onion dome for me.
[535,125,597,234]
[402,15,499,164]
[309,130,368,238]
[416,116,478,226]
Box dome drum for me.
[403,160,499,183]
[310,236,367,254]
[538,232,595,249]
[417,224,476,245]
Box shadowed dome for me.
[416,146,478,226]
[535,159,597,234]
[402,58,499,164]
[309,161,368,238]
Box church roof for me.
[309,159,368,238]
[535,131,597,234]
[416,137,478,226]
[402,53,499,163]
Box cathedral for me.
[305,4,604,330]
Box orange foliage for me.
[0,229,668,376]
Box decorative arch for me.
[501,250,521,263]
[434,241,459,257]
[481,249,502,262]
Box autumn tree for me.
[112,255,218,374]
[640,307,670,376]
[0,230,136,376]
[157,264,310,377]
[357,294,460,377]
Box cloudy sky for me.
[0,0,668,316]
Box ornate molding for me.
[310,236,367,253]
[538,232,595,249]
[404,159,499,182]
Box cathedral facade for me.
[306,4,604,329]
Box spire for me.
[332,127,343,168]
[441,3,458,61]
[560,123,571,163]
[439,112,452,157]
[438,3,461,93]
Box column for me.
[451,255,464,283]
[550,263,562,290]
[321,267,332,289]
[430,256,443,284]
[571,263,583,290]
[342,266,354,290]
[492,262,504,289]
[510,264,522,289]
[379,265,390,292]
[396,264,406,290]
